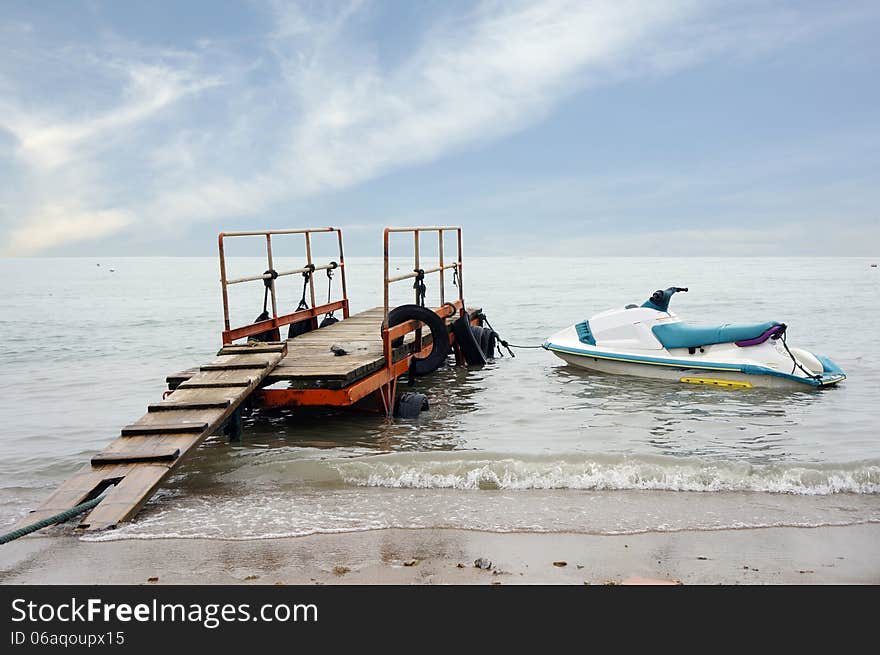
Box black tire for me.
[485,329,497,359]
[471,325,493,359]
[385,304,451,376]
[319,315,339,328]
[478,326,492,358]
[394,392,429,419]
[453,311,487,366]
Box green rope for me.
[0,496,103,545]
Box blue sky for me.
[1,0,878,256]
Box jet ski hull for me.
[544,324,845,390]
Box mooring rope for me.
[413,269,426,307]
[0,496,103,545]
[474,312,544,357]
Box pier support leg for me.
[376,378,398,418]
[224,408,243,442]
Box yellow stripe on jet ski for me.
[680,377,753,389]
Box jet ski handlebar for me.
[643,286,688,312]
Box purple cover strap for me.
[735,324,784,347]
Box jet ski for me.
[543,287,845,389]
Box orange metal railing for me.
[218,228,349,344]
[381,226,464,367]
[382,226,463,322]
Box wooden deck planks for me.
[167,306,479,390]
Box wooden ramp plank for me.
[147,400,232,412]
[177,380,252,389]
[91,448,179,465]
[217,344,287,355]
[80,465,173,530]
[17,344,287,532]
[14,465,132,526]
[122,422,208,436]
[200,362,270,371]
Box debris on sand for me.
[147,577,158,583]
[553,561,567,567]
[474,557,493,570]
[403,559,418,567]
[333,566,351,576]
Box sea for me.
[0,256,877,541]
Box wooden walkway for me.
[167,306,478,391]
[16,343,287,531]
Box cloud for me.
[7,63,222,170]
[0,1,867,254]
[5,205,134,255]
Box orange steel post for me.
[337,229,350,318]
[438,231,445,306]
[304,231,317,310]
[413,229,420,304]
[456,228,464,314]
[219,233,231,333]
[266,233,278,319]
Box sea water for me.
[0,256,877,540]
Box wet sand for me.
[1,523,878,585]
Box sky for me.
[1,0,878,257]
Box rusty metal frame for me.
[218,228,349,344]
[382,226,463,324]
[234,226,468,417]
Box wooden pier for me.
[13,226,487,534]
[168,305,479,400]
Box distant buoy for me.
[871,264,878,268]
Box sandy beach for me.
[1,524,877,585]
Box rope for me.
[259,269,278,318]
[0,496,104,545]
[413,269,426,307]
[325,262,338,317]
[780,329,822,380]
[297,264,315,312]
[474,312,544,358]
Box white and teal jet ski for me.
[543,287,845,389]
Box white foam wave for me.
[329,454,880,495]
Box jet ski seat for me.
[652,321,782,349]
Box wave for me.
[324,452,880,495]
[81,518,880,543]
